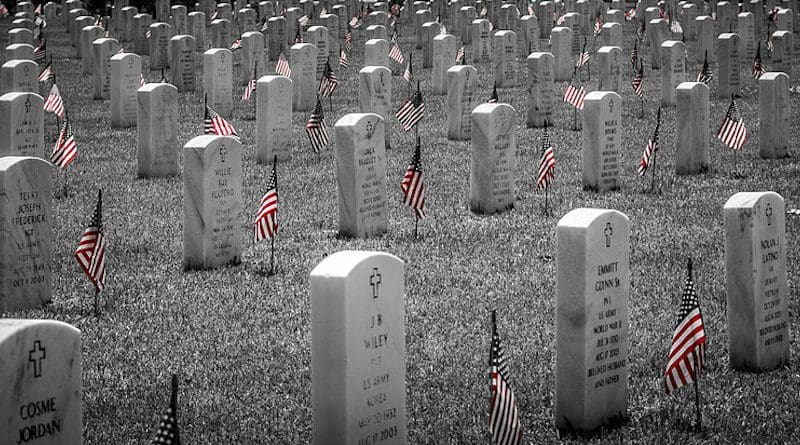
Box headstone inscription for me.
[110,52,141,128]
[1,60,37,94]
[169,35,196,92]
[469,103,516,214]
[724,192,790,371]
[310,250,406,445]
[446,64,479,140]
[675,82,710,174]
[137,83,178,178]
[358,66,392,149]
[0,92,44,158]
[660,40,686,107]
[556,208,630,432]
[582,91,621,191]
[334,113,388,238]
[432,34,457,95]
[92,38,121,100]
[0,319,81,443]
[203,48,234,118]
[183,135,243,270]
[758,72,790,159]
[256,75,293,163]
[0,157,52,311]
[290,43,318,111]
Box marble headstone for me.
[169,35,196,92]
[582,91,621,191]
[469,103,516,214]
[290,43,318,111]
[758,72,790,159]
[203,48,233,118]
[527,52,555,128]
[446,64,478,140]
[358,66,392,149]
[1,60,37,94]
[0,93,44,157]
[675,82,710,174]
[256,75,293,163]
[110,52,142,128]
[137,83,178,177]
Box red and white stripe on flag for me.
[43,84,65,117]
[254,189,277,241]
[401,168,425,218]
[76,228,106,292]
[717,118,749,150]
[536,147,555,190]
[638,138,657,176]
[490,367,522,445]
[664,306,705,394]
[563,85,586,110]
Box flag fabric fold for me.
[717,97,748,151]
[638,107,660,176]
[664,259,706,395]
[51,114,77,169]
[536,125,555,190]
[75,189,106,293]
[44,83,65,117]
[489,310,522,445]
[306,97,330,153]
[563,85,586,110]
[401,138,426,219]
[254,162,278,241]
[395,83,425,131]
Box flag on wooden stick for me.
[51,114,77,170]
[489,310,522,445]
[306,97,330,153]
[752,41,766,80]
[563,84,586,109]
[151,374,181,445]
[638,107,660,176]
[632,63,644,97]
[44,83,65,117]
[717,97,749,151]
[664,258,706,395]
[203,96,238,137]
[318,61,338,97]
[75,189,106,293]
[389,31,405,63]
[38,61,53,82]
[401,137,426,219]
[395,81,425,131]
[254,161,278,242]
[697,51,712,84]
[536,124,555,190]
[275,51,292,77]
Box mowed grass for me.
[3,13,800,444]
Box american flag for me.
[401,137,426,219]
[480,5,488,16]
[260,19,269,33]
[670,19,683,34]
[766,37,774,54]
[306,97,329,153]
[488,83,498,103]
[343,26,353,51]
[230,38,242,51]
[403,53,413,84]
[140,73,146,87]
[389,33,405,64]
[75,189,106,293]
[51,114,77,169]
[456,46,465,64]
[318,61,338,97]
[563,85,586,110]
[152,374,181,445]
[697,51,712,84]
[575,38,590,69]
[298,14,310,28]
[204,101,238,137]
[638,107,660,176]
[275,52,292,77]
[33,40,46,63]
[632,63,644,97]
[664,259,706,395]
[489,310,522,445]
[210,10,219,20]
[339,49,349,67]
[44,83,65,118]
[717,97,749,151]
[241,76,256,100]
[625,8,636,21]
[117,46,125,54]
[593,15,603,36]
[536,125,555,191]
[38,62,53,82]
[752,41,765,80]
[145,29,151,39]
[395,84,425,131]
[254,160,278,242]
[630,41,639,69]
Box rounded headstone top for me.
[676,81,710,91]
[2,59,36,68]
[759,72,789,82]
[110,52,142,62]
[0,91,43,102]
[597,45,622,53]
[661,40,684,48]
[310,250,403,278]
[584,90,621,102]
[528,51,555,59]
[364,38,388,45]
[723,191,783,209]
[334,112,382,128]
[557,208,629,228]
[184,134,241,150]
[241,30,264,38]
[204,47,233,56]
[137,81,178,93]
[257,74,292,85]
[472,102,516,115]
[0,155,53,171]
[434,33,455,41]
[0,319,80,341]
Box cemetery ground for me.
[4,17,800,444]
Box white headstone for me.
[675,82,710,174]
[582,91,621,191]
[137,83,178,177]
[0,92,44,157]
[469,103,516,214]
[256,75,293,163]
[110,52,141,128]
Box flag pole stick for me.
[94,288,100,318]
[694,350,701,432]
[545,186,549,216]
[414,216,419,238]
[269,236,275,275]
[640,95,644,118]
[650,148,658,193]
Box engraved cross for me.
[219,144,227,163]
[370,268,381,299]
[604,222,613,248]
[28,340,46,378]
[608,98,614,114]
[766,203,773,226]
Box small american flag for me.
[664,259,706,395]
[44,83,65,118]
[298,14,310,28]
[536,125,555,191]
[140,73,146,87]
[401,137,426,219]
[117,46,125,54]
[145,29,151,39]
[456,46,465,64]
[563,85,586,110]
[51,114,77,169]
[230,38,242,51]
[752,41,765,80]
[306,97,330,153]
[575,38,590,68]
[75,189,106,293]
[480,5,488,16]
[254,160,278,242]
[38,62,53,82]
[343,26,353,51]
[395,84,425,131]
[151,374,181,445]
[339,49,349,67]
[638,107,660,176]
[593,15,603,36]
[697,51,712,84]
[670,19,683,34]
[349,15,363,28]
[318,61,338,97]
[389,33,405,64]
[261,19,269,33]
[204,102,238,137]
[33,40,46,63]
[766,37,774,54]
[403,53,413,83]
[488,83,498,103]
[241,77,256,101]
[632,63,644,97]
[717,97,749,151]
[210,10,219,20]
[275,52,292,77]
[489,310,522,445]
[625,8,636,21]
[630,41,639,69]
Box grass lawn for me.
[3,9,800,444]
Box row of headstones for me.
[0,187,788,441]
